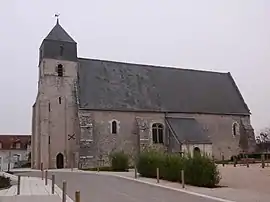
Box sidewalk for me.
[0,172,73,202]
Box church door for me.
[193,147,201,157]
[56,153,64,169]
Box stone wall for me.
[78,110,255,168]
[32,58,80,169]
[166,113,256,160]
[78,111,165,168]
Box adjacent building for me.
[31,20,256,169]
[0,135,31,171]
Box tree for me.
[256,127,270,153]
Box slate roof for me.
[78,58,250,115]
[44,20,75,43]
[166,118,211,144]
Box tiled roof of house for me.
[0,135,30,150]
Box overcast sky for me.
[0,0,269,134]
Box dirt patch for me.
[218,164,270,194]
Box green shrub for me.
[161,154,184,182]
[137,150,221,187]
[110,151,129,171]
[0,176,11,189]
[137,150,165,178]
[184,154,221,187]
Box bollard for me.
[52,174,55,194]
[75,191,80,202]
[97,160,100,172]
[17,175,21,195]
[45,170,48,185]
[62,181,67,202]
[156,168,159,183]
[233,156,237,167]
[41,162,44,180]
[181,170,185,188]
[262,154,265,168]
[222,155,225,167]
[246,155,249,168]
[134,165,137,179]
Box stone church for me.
[31,20,256,169]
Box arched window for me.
[232,122,239,137]
[57,64,63,77]
[152,123,164,144]
[112,121,117,134]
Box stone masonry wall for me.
[32,58,80,169]
[167,113,255,160]
[78,111,255,168]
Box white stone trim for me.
[80,156,93,159]
[140,138,149,141]
[81,123,93,128]
[80,139,93,142]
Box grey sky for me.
[0,0,269,134]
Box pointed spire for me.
[44,16,76,43]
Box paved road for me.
[18,171,222,202]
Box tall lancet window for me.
[112,121,117,134]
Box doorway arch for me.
[56,153,64,169]
[193,147,201,157]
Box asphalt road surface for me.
[18,171,223,202]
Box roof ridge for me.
[78,57,228,75]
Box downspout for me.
[164,113,182,153]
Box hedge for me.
[0,176,11,189]
[137,150,221,188]
[110,151,129,172]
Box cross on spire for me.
[55,13,60,24]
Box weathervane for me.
[55,13,60,23]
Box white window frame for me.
[232,122,240,137]
[109,119,120,134]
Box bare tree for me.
[256,127,270,153]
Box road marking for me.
[91,172,236,202]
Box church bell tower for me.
[33,18,79,169]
